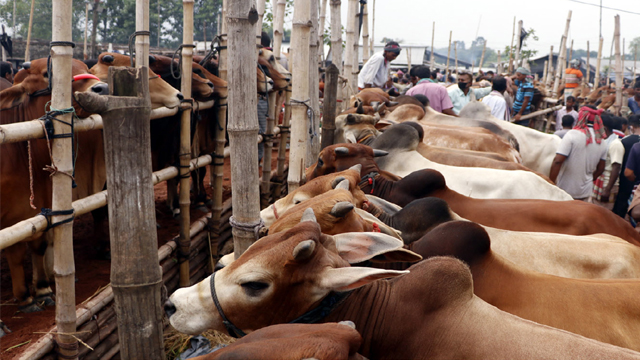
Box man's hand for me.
[514,114,522,122]
[600,190,610,203]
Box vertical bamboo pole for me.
[343,0,356,98]
[24,0,35,61]
[508,17,515,74]
[256,0,265,42]
[445,31,452,81]
[545,45,553,86]
[351,0,360,88]
[362,1,369,64]
[430,22,435,69]
[454,42,458,75]
[12,0,16,38]
[595,37,603,88]
[567,39,574,69]
[260,90,277,209]
[84,3,89,60]
[288,0,311,192]
[273,0,286,59]
[275,83,292,198]
[613,15,622,116]
[542,60,548,85]
[634,46,637,88]
[607,35,614,86]
[406,48,411,72]
[370,0,375,58]
[157,0,161,47]
[50,0,77,356]
[478,40,487,72]
[514,20,523,68]
[90,0,99,58]
[178,0,194,287]
[321,64,338,149]
[553,10,571,98]
[497,50,502,73]
[307,0,320,166]
[136,0,150,67]
[319,0,328,62]
[585,41,590,85]
[330,0,343,111]
[228,0,260,257]
[203,21,207,54]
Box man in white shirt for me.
[481,76,510,121]
[357,41,401,90]
[447,70,492,115]
[554,96,579,130]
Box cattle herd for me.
[3,53,640,359]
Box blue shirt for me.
[629,97,640,115]
[513,79,535,114]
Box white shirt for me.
[555,107,579,130]
[556,128,608,199]
[358,52,390,89]
[482,91,510,121]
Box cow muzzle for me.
[164,299,177,318]
[90,83,109,96]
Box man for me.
[554,115,576,139]
[481,76,510,121]
[592,114,624,210]
[511,67,535,127]
[629,82,640,115]
[430,69,439,82]
[564,59,583,100]
[357,41,401,90]
[554,96,579,131]
[447,70,492,115]
[0,61,13,90]
[406,65,456,116]
[614,115,640,217]
[549,105,608,201]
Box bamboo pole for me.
[478,40,487,72]
[24,0,35,61]
[261,90,277,209]
[228,0,260,257]
[607,34,614,86]
[508,17,515,74]
[542,60,548,86]
[585,41,590,85]
[595,37,603,87]
[343,0,356,98]
[256,0,265,43]
[567,39,574,69]
[634,45,637,88]
[177,0,194,287]
[497,50,502,74]
[430,21,435,69]
[407,48,411,72]
[446,31,452,81]
[50,0,77,356]
[544,45,553,86]
[330,0,342,111]
[135,0,150,67]
[319,0,328,63]
[84,3,89,60]
[454,42,458,75]
[614,15,622,116]
[520,104,563,120]
[370,0,375,58]
[90,0,99,58]
[514,20,523,68]
[273,0,286,59]
[275,84,292,198]
[351,0,360,85]
[307,0,320,166]
[288,0,311,192]
[321,64,339,149]
[361,1,369,64]
[552,10,571,98]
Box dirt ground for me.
[0,149,285,358]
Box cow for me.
[165,212,640,359]
[147,54,214,100]
[364,197,640,279]
[191,322,366,360]
[411,220,640,351]
[0,58,109,321]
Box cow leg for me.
[167,178,180,218]
[92,206,111,260]
[4,242,43,313]
[30,237,55,307]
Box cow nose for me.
[268,80,274,86]
[177,93,184,101]
[164,299,177,318]
[90,83,109,95]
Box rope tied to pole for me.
[170,43,197,80]
[229,216,265,240]
[290,98,317,140]
[128,30,151,67]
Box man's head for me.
[562,114,575,129]
[629,114,640,133]
[566,96,576,110]
[515,67,531,82]
[383,41,401,62]
[570,59,580,69]
[0,61,13,83]
[457,70,473,91]
[485,70,494,80]
[601,114,621,136]
[491,76,507,93]
[430,69,438,79]
[409,65,430,84]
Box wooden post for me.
[362,1,369,64]
[446,31,452,81]
[454,42,458,75]
[508,17,515,74]
[136,0,150,67]
[542,60,548,85]
[430,22,435,69]
[634,45,637,88]
[228,0,260,257]
[24,0,35,61]
[50,0,77,356]
[514,20,523,68]
[585,41,590,85]
[273,0,286,59]
[90,0,99,58]
[607,34,614,86]
[307,0,320,166]
[370,0,375,58]
[260,90,277,209]
[407,48,412,72]
[178,0,194,287]
[544,45,553,86]
[497,50,502,74]
[319,0,328,63]
[83,3,89,60]
[478,39,487,72]
[275,83,292,198]
[330,0,342,111]
[256,0,265,43]
[343,0,356,98]
[595,37,603,88]
[553,10,571,98]
[288,0,311,192]
[613,15,622,116]
[321,64,339,149]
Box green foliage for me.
[629,37,640,60]
[0,0,85,42]
[503,28,538,61]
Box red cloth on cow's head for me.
[573,106,605,145]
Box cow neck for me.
[323,279,393,359]
[468,252,526,307]
[358,163,394,198]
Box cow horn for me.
[338,321,356,329]
[356,102,365,114]
[300,208,317,223]
[334,179,350,191]
[102,54,114,63]
[373,149,388,157]
[292,240,316,261]
[331,176,347,189]
[21,62,31,69]
[370,101,380,111]
[330,202,355,218]
[348,164,362,173]
[334,147,350,156]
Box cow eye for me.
[293,199,301,205]
[317,158,323,167]
[241,281,269,296]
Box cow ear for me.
[149,55,156,64]
[331,232,421,264]
[320,267,408,291]
[334,179,350,191]
[345,132,358,144]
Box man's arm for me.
[442,108,458,117]
[592,159,605,181]
[601,163,621,202]
[626,168,636,182]
[549,154,567,183]
[513,96,531,122]
[475,86,493,99]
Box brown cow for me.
[166,214,640,359]
[412,221,640,351]
[0,58,109,317]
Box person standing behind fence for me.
[481,76,510,121]
[549,105,608,201]
[357,41,401,90]
[447,70,492,115]
[510,67,535,127]
[592,114,624,210]
[554,96,579,131]
[406,65,456,116]
[565,59,583,100]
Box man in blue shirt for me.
[629,82,640,115]
[511,67,535,127]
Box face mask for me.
[458,81,469,90]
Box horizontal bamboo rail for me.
[520,105,563,120]
[0,100,215,145]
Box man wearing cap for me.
[511,67,535,127]
[357,41,401,90]
[565,59,583,100]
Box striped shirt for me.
[513,79,534,114]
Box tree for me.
[504,27,538,63]
[629,37,640,61]
[0,0,85,42]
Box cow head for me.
[258,57,289,91]
[192,62,228,98]
[90,52,183,110]
[306,144,388,181]
[2,58,108,118]
[261,165,364,227]
[147,55,214,101]
[258,48,291,80]
[165,209,416,335]
[335,113,380,144]
[257,67,274,94]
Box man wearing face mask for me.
[447,70,492,115]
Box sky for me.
[334,0,640,57]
